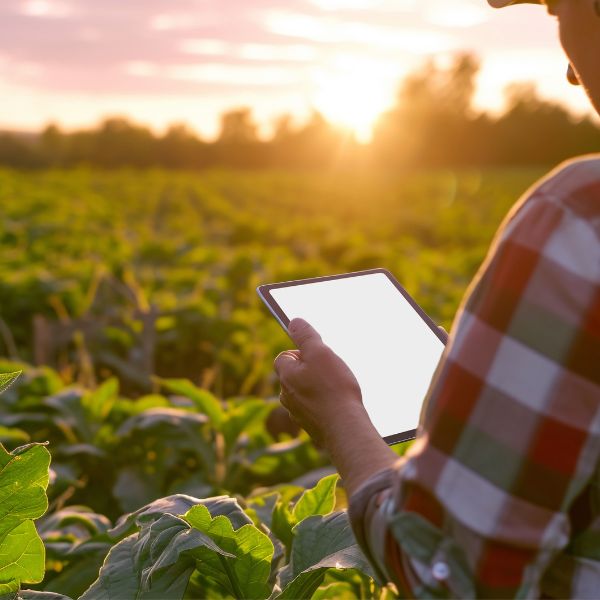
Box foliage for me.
[0,166,544,400]
[0,373,53,599]
[76,479,381,599]
[0,365,326,521]
[0,372,20,395]
[0,361,396,598]
[0,165,552,597]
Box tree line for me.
[2,54,598,170]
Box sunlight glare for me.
[312,59,397,142]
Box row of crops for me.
[0,167,543,597]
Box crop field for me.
[0,166,544,598]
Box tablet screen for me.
[266,271,445,442]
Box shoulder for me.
[495,156,600,286]
[534,154,600,227]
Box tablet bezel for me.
[257,267,448,446]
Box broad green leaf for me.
[79,534,141,599]
[277,512,375,599]
[265,486,304,552]
[261,476,338,552]
[292,474,338,522]
[81,520,196,599]
[0,443,50,593]
[109,494,253,540]
[271,500,295,552]
[184,504,274,600]
[38,507,112,539]
[141,516,232,587]
[157,378,223,426]
[0,372,21,396]
[0,444,50,540]
[0,521,45,586]
[108,494,204,539]
[81,513,232,599]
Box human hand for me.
[273,318,365,449]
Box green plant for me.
[75,474,387,599]
[0,372,56,599]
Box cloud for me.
[305,0,416,12]
[421,0,490,28]
[0,0,579,135]
[20,0,73,19]
[263,10,457,53]
[239,43,318,62]
[179,39,230,57]
[166,63,305,87]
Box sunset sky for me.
[0,0,594,142]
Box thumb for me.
[288,318,323,354]
[273,350,300,379]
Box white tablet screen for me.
[269,273,444,440]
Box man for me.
[274,0,600,597]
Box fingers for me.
[287,318,323,354]
[279,385,292,409]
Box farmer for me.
[274,1,600,597]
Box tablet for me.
[257,268,447,445]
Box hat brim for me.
[488,0,542,7]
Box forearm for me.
[323,402,399,497]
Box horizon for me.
[1,0,595,143]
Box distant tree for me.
[215,108,267,167]
[0,57,598,171]
[158,124,212,169]
[0,133,42,168]
[91,118,157,167]
[40,123,65,166]
[373,53,482,167]
[268,111,360,169]
[218,109,259,145]
[490,83,600,164]
[272,114,295,144]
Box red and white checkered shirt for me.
[348,156,600,599]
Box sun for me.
[311,59,396,143]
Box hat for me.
[488,0,542,6]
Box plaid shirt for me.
[348,156,600,599]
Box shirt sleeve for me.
[348,169,600,599]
